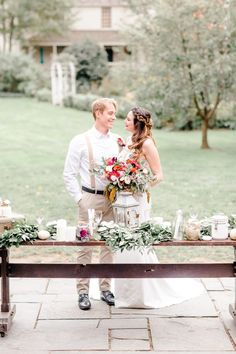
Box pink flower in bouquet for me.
[106,157,117,166]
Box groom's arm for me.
[63,135,84,204]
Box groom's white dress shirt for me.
[63,126,120,203]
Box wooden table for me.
[1,239,236,336]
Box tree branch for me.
[206,92,221,120]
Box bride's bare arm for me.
[142,138,164,186]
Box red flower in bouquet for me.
[93,156,152,202]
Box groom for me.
[63,97,121,310]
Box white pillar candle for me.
[66,226,76,241]
[56,219,67,240]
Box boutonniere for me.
[117,137,126,147]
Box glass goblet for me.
[189,207,198,220]
[36,217,44,231]
[94,210,103,227]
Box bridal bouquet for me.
[93,156,153,202]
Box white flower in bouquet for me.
[124,176,131,184]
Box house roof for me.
[73,0,128,7]
[29,30,126,47]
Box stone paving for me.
[1,277,236,353]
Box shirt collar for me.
[91,125,111,139]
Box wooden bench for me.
[1,239,236,337]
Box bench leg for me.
[0,248,15,337]
[229,247,236,321]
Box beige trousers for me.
[76,191,114,294]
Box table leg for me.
[0,248,15,337]
[229,247,236,321]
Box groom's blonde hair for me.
[91,98,117,120]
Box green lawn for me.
[1,97,236,262]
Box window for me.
[57,46,66,55]
[105,46,113,62]
[101,7,111,28]
[39,47,44,64]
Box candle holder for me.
[112,191,140,228]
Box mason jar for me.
[211,214,228,240]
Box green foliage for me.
[199,220,211,239]
[214,101,236,130]
[229,215,236,229]
[0,52,49,95]
[0,0,72,52]
[97,221,173,252]
[98,64,136,98]
[63,93,100,111]
[63,93,135,120]
[0,223,38,248]
[63,40,109,92]
[115,97,137,120]
[35,88,52,102]
[125,0,236,138]
[0,222,57,248]
[45,223,57,238]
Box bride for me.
[114,106,205,308]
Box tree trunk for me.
[201,117,210,149]
[8,16,15,53]
[2,32,6,53]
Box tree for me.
[0,0,72,53]
[64,39,109,92]
[125,0,236,148]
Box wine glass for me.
[189,207,198,220]
[94,210,103,228]
[36,217,44,231]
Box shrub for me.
[63,94,100,111]
[115,97,137,120]
[0,53,49,96]
[35,88,52,102]
[98,64,136,98]
[214,101,236,130]
[63,93,136,120]
[63,40,109,92]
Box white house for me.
[28,0,131,66]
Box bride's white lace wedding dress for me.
[114,140,205,308]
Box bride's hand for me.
[149,175,159,187]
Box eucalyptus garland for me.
[0,223,39,248]
[229,215,236,229]
[0,222,57,248]
[96,221,173,252]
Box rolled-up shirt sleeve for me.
[63,136,83,203]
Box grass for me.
[1,97,236,262]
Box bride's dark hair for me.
[128,107,155,158]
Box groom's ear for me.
[94,110,98,120]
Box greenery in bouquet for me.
[93,156,153,202]
[96,221,173,252]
